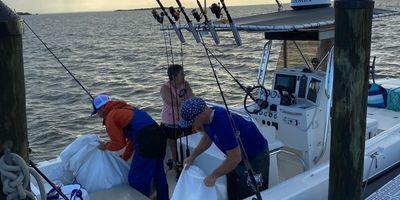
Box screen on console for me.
[274,74,297,94]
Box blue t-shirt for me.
[203,107,268,159]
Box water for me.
[20,2,400,162]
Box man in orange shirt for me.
[92,94,168,200]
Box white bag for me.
[60,134,130,193]
[171,165,226,200]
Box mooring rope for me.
[0,149,45,200]
[363,153,378,196]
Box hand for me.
[183,155,194,168]
[204,174,217,187]
[98,141,107,150]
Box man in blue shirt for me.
[180,96,269,200]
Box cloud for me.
[2,0,286,14]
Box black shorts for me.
[160,123,193,139]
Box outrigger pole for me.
[156,0,186,44]
[219,0,241,46]
[175,0,201,43]
[196,0,220,45]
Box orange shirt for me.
[102,101,135,160]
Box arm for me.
[204,146,242,186]
[102,109,132,151]
[183,134,212,166]
[122,139,134,160]
[160,84,179,107]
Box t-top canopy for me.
[160,7,399,35]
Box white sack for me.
[171,165,226,200]
[60,134,130,193]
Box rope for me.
[0,149,45,200]
[363,153,378,196]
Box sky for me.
[1,0,289,14]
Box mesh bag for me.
[386,87,400,111]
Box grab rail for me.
[314,46,334,164]
[270,149,307,171]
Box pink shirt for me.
[161,81,191,125]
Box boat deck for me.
[89,184,149,200]
[366,173,400,200]
[367,78,400,132]
[367,107,400,131]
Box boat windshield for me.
[275,40,332,72]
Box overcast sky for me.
[2,0,289,14]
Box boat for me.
[6,0,400,199]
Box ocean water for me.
[19,2,400,162]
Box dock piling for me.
[329,0,374,199]
[0,1,28,198]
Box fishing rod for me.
[199,34,263,200]
[201,45,268,112]
[172,76,184,177]
[196,0,220,45]
[156,0,186,44]
[275,0,283,11]
[175,0,201,43]
[178,42,191,161]
[219,0,242,46]
[29,160,69,200]
[23,21,94,100]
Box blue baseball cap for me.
[91,94,110,115]
[179,97,206,128]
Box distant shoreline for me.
[115,7,159,12]
[17,12,32,15]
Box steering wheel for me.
[244,85,270,114]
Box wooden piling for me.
[0,1,28,198]
[329,0,374,199]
